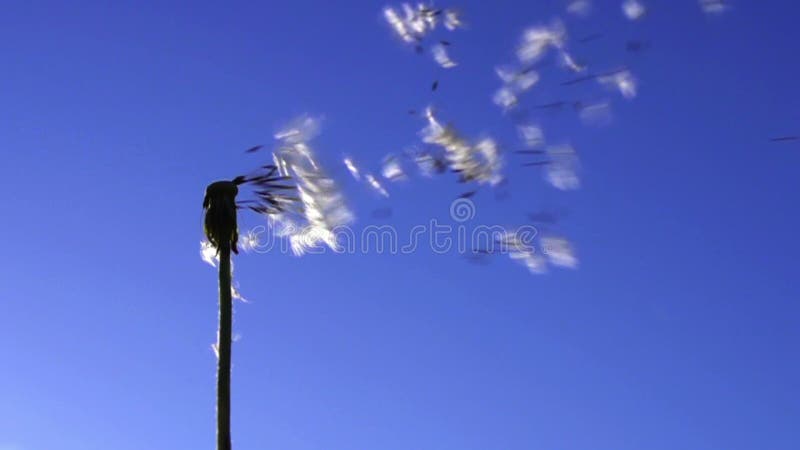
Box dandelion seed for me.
[578,101,612,126]
[567,0,592,17]
[495,66,520,86]
[495,26,561,111]
[544,145,581,191]
[432,43,457,68]
[416,4,440,30]
[493,87,519,110]
[534,100,565,111]
[541,236,579,268]
[231,284,249,303]
[444,9,464,30]
[201,240,219,267]
[598,70,637,99]
[365,173,390,197]
[622,0,646,20]
[459,190,477,199]
[497,228,533,253]
[343,157,361,180]
[770,136,799,142]
[384,5,418,44]
[274,114,321,144]
[405,4,426,35]
[517,20,566,64]
[472,138,504,185]
[512,250,548,274]
[562,73,599,86]
[285,225,337,256]
[560,50,586,73]
[699,0,729,14]
[498,228,578,274]
[498,228,547,274]
[518,124,545,148]
[382,155,407,181]
[239,229,262,252]
[496,65,540,94]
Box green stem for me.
[217,241,233,450]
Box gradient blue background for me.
[2,1,799,449]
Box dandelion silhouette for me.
[203,181,240,254]
[202,155,301,450]
[202,180,239,450]
[201,114,363,448]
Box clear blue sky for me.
[2,1,799,449]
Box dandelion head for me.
[203,180,240,253]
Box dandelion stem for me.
[216,239,233,450]
[204,180,239,450]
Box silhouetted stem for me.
[204,179,240,450]
[217,240,232,450]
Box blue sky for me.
[1,1,799,449]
